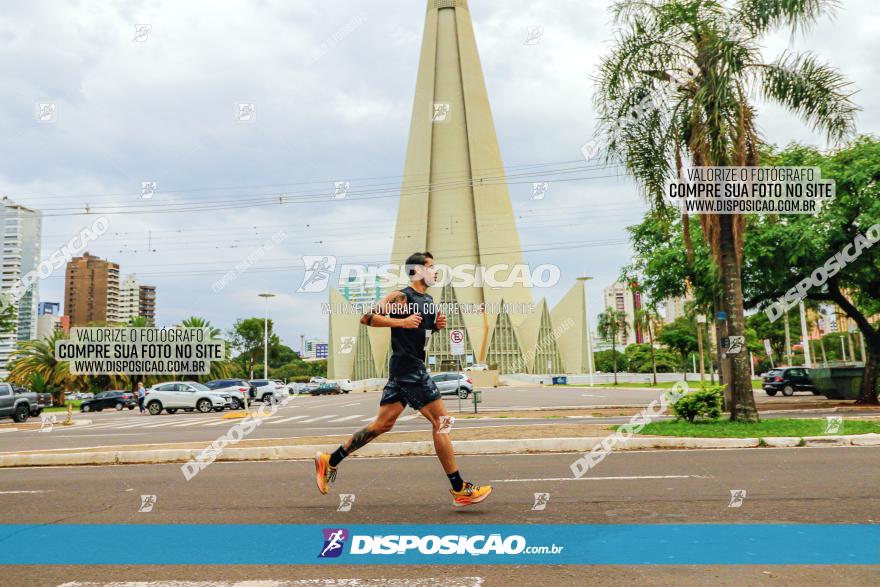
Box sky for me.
[2,0,878,352]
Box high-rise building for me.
[36,301,63,340]
[0,198,42,371]
[603,282,639,347]
[38,301,60,316]
[64,253,121,326]
[302,338,328,360]
[139,284,156,325]
[663,296,689,323]
[328,0,586,379]
[119,274,140,323]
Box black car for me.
[762,367,820,396]
[309,382,342,396]
[80,391,137,412]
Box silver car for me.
[430,372,473,399]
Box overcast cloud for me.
[1,0,878,349]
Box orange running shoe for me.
[450,481,493,507]
[314,452,337,495]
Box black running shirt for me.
[387,286,436,381]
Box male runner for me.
[315,252,492,507]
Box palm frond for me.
[761,52,859,144]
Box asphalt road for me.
[0,386,848,453]
[1,446,877,585]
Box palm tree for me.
[597,308,630,385]
[635,306,661,385]
[596,0,857,421]
[7,331,73,398]
[128,315,150,327]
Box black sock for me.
[447,470,464,492]
[328,446,348,468]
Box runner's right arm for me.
[360,290,422,329]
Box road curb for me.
[2,433,879,468]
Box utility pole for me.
[799,301,812,368]
[783,310,793,366]
[259,293,276,379]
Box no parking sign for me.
[449,329,465,356]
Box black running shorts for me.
[380,368,441,410]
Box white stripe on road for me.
[397,414,421,421]
[0,490,53,494]
[329,414,366,422]
[299,415,337,424]
[57,578,485,586]
[490,474,701,483]
[265,415,310,424]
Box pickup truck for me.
[13,386,53,416]
[0,382,39,423]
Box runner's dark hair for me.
[405,251,433,277]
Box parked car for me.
[309,382,342,395]
[762,367,819,396]
[249,379,287,403]
[329,379,353,393]
[0,382,37,422]
[204,379,254,409]
[464,363,488,372]
[80,391,137,412]
[13,386,52,416]
[145,381,231,415]
[309,376,327,384]
[430,372,474,399]
[285,382,307,395]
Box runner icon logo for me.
[727,489,747,508]
[531,492,550,511]
[337,494,356,512]
[319,528,349,558]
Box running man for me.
[315,252,492,507]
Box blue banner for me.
[1,524,876,565]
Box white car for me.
[145,381,230,415]
[330,379,353,393]
[248,379,287,403]
[309,376,327,384]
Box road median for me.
[1,422,878,468]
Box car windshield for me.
[766,370,782,377]
[189,383,211,391]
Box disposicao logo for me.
[318,528,348,558]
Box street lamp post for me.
[258,293,276,379]
[577,277,595,387]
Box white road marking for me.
[397,414,421,421]
[300,415,337,424]
[329,414,366,422]
[490,474,702,483]
[266,415,310,424]
[0,490,53,494]
[203,420,236,427]
[58,577,484,586]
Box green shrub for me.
[672,385,723,423]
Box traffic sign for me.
[449,329,465,356]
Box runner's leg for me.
[343,401,405,454]
[419,398,457,475]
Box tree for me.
[596,0,857,420]
[127,315,150,327]
[597,308,630,385]
[635,306,662,384]
[6,331,75,403]
[228,318,281,378]
[658,316,699,377]
[745,138,880,403]
[0,302,17,334]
